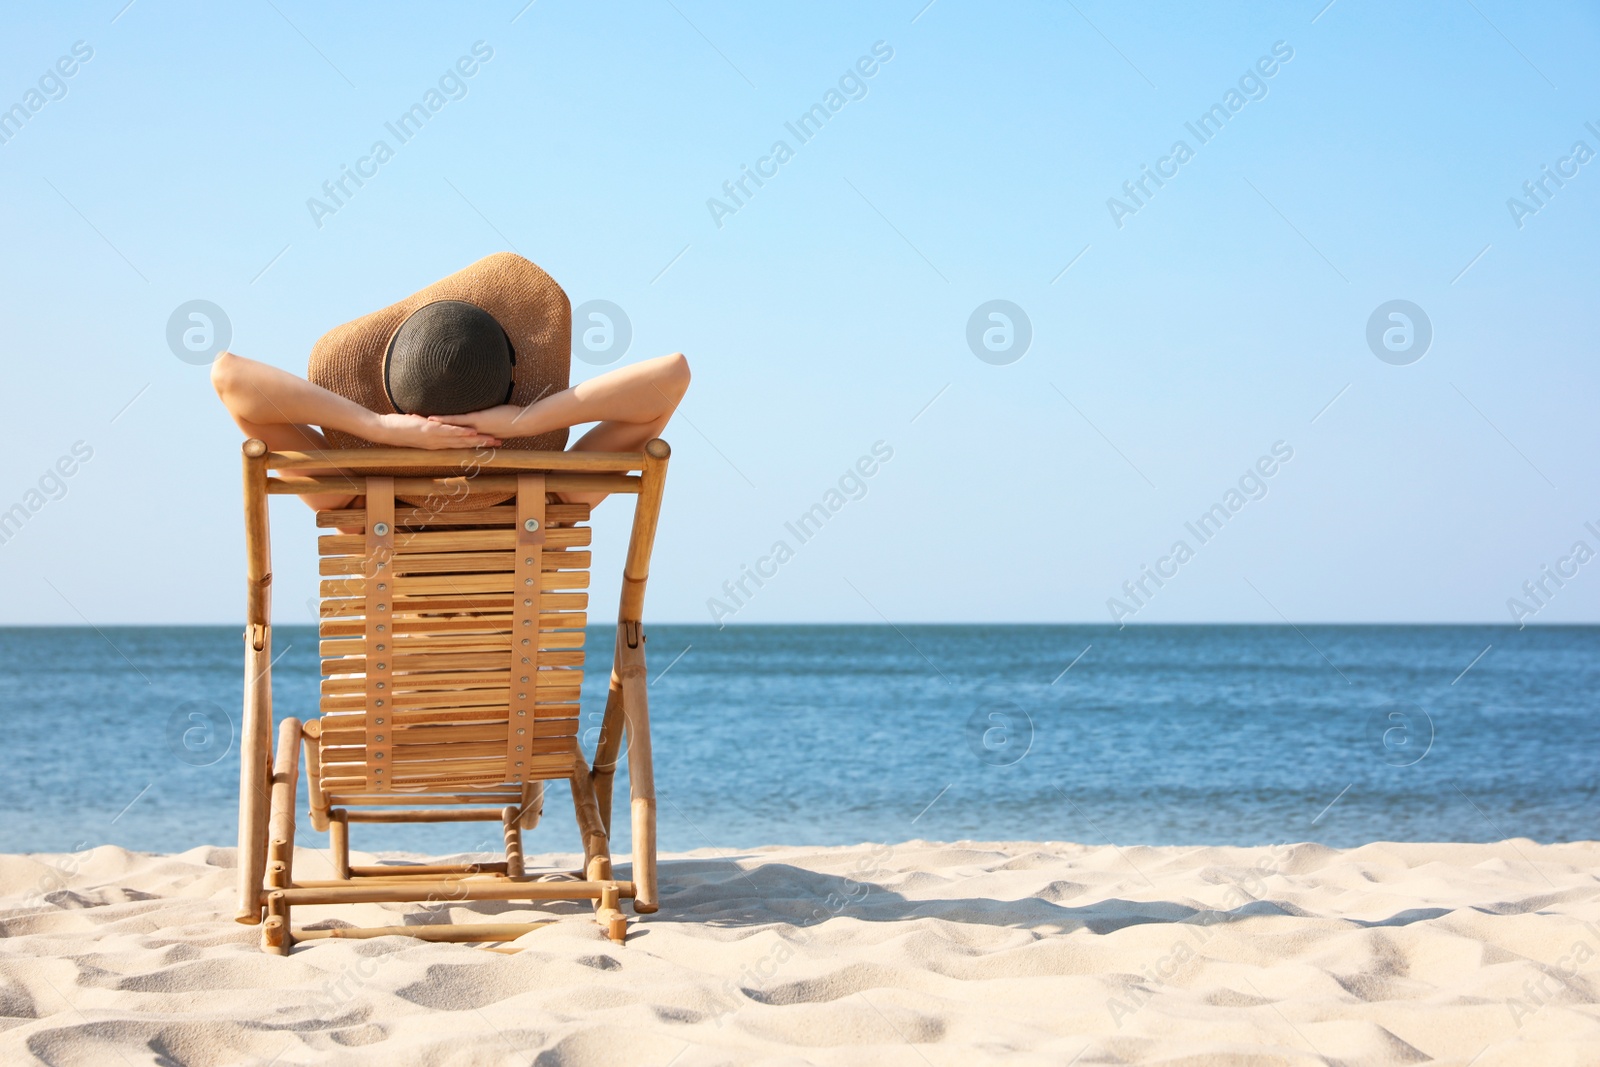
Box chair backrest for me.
[311,475,593,802]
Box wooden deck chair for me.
[232,438,670,954]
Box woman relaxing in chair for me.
[210,254,689,510]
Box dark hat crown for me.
[384,299,513,415]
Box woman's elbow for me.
[210,350,241,401]
[661,351,691,398]
[211,351,263,421]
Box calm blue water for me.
[0,625,1594,857]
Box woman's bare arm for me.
[211,351,502,511]
[210,351,502,449]
[438,352,690,442]
[438,352,691,506]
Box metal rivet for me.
[376,682,385,690]
[377,583,387,591]
[524,578,534,586]
[373,522,389,536]
[376,624,386,632]
[516,710,526,717]
[521,656,531,664]
[373,735,384,742]
[376,662,386,670]
[521,640,530,647]
[515,745,524,752]
[516,728,525,735]
[523,598,533,606]
[376,643,386,652]
[524,519,540,532]
[377,603,387,612]
[374,718,384,725]
[375,700,384,707]
[524,557,534,565]
[520,676,529,683]
[518,693,526,699]
[374,752,384,759]
[516,761,523,767]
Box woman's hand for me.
[428,404,523,439]
[371,412,501,449]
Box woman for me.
[210,254,689,509]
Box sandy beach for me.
[0,838,1595,1065]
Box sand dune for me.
[0,838,1596,1064]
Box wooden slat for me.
[321,569,589,598]
[390,741,510,761]
[319,614,589,638]
[322,720,575,746]
[318,596,587,624]
[333,726,579,761]
[321,649,584,674]
[273,473,639,496]
[320,527,589,555]
[323,670,510,695]
[320,616,517,639]
[271,448,646,473]
[270,877,631,907]
[325,793,521,806]
[316,503,592,528]
[392,704,579,726]
[319,680,580,713]
[389,757,571,780]
[321,550,591,577]
[319,629,584,659]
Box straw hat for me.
[308,252,571,455]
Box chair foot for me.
[262,910,291,955]
[597,884,627,943]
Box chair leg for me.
[329,809,350,880]
[590,671,627,835]
[569,769,612,882]
[501,806,525,878]
[517,781,544,831]
[236,626,275,925]
[262,717,301,955]
[617,640,658,914]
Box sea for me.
[0,624,1594,857]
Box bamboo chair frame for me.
[233,438,670,954]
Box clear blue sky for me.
[1,0,1596,625]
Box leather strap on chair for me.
[364,477,395,792]
[509,474,546,781]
